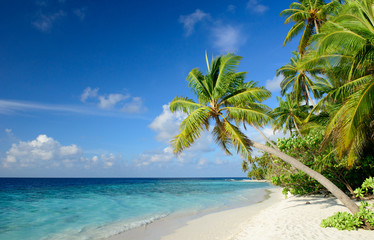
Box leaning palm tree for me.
[170,53,359,214]
[310,0,374,166]
[271,93,310,137]
[281,0,340,54]
[277,51,320,106]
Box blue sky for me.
[0,0,298,177]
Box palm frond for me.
[222,119,253,160]
[169,97,204,114]
[171,107,210,154]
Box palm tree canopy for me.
[277,50,321,105]
[281,0,340,54]
[271,93,310,135]
[309,0,374,166]
[170,53,272,160]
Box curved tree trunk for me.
[252,141,360,214]
[251,124,279,150]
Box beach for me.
[109,187,374,240]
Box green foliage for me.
[321,211,362,230]
[308,0,374,167]
[272,172,322,196]
[243,130,374,196]
[354,177,374,198]
[170,53,271,161]
[281,0,341,54]
[321,201,374,230]
[322,178,374,230]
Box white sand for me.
[231,191,374,240]
[107,188,374,240]
[161,189,282,240]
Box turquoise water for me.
[0,178,272,240]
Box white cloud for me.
[135,104,216,168]
[148,104,186,143]
[2,134,121,169]
[179,9,209,36]
[80,87,145,113]
[121,97,146,114]
[32,10,66,32]
[100,153,117,168]
[247,0,268,14]
[3,135,81,168]
[81,87,99,102]
[262,127,290,141]
[135,146,175,167]
[98,93,130,109]
[211,25,246,53]
[265,75,283,92]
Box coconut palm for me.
[170,53,359,214]
[281,0,340,54]
[272,93,310,136]
[310,0,374,166]
[277,51,320,106]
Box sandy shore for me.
[231,191,374,240]
[107,188,374,240]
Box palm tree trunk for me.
[292,117,303,137]
[305,84,316,107]
[314,19,320,34]
[252,141,360,214]
[251,124,279,150]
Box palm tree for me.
[272,93,310,137]
[170,53,359,214]
[310,0,374,166]
[281,0,340,54]
[277,51,320,106]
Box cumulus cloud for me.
[134,104,216,168]
[134,146,175,167]
[265,75,283,92]
[179,9,209,36]
[3,135,80,168]
[247,0,268,14]
[2,134,121,169]
[32,10,66,32]
[148,104,186,143]
[211,25,246,53]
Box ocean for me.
[0,178,272,240]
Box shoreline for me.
[106,187,282,240]
[106,187,374,240]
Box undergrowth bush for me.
[321,177,374,230]
[321,201,374,230]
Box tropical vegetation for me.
[169,0,374,231]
